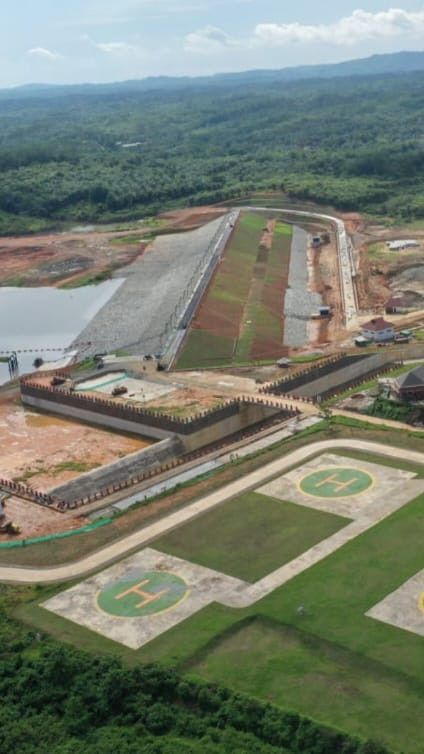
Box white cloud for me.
[27,47,63,61]
[254,8,424,47]
[184,25,237,53]
[184,8,424,55]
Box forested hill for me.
[2,50,424,99]
[0,64,423,234]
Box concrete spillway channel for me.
[243,206,358,328]
[283,225,322,347]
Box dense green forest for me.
[0,590,388,754]
[0,69,423,234]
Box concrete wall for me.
[22,386,286,451]
[51,436,184,504]
[276,354,368,395]
[182,402,281,452]
[296,351,391,398]
[22,393,170,440]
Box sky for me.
[1,1,424,87]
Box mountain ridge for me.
[2,49,424,101]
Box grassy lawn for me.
[291,353,325,364]
[177,211,292,368]
[177,330,235,369]
[189,617,423,754]
[153,491,347,582]
[11,438,424,752]
[177,492,424,754]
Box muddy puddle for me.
[0,279,123,382]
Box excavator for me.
[0,520,21,535]
[0,499,21,535]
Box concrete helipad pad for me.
[42,548,247,649]
[300,467,373,498]
[366,569,424,637]
[258,453,416,518]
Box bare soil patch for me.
[143,385,227,418]
[158,206,226,230]
[0,391,149,492]
[0,496,89,541]
[355,217,424,312]
[0,233,144,288]
[0,206,226,289]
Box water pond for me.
[0,279,123,383]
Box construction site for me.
[1,196,424,542]
[1,196,424,754]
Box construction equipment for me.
[112,385,128,397]
[0,520,21,535]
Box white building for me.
[360,317,395,343]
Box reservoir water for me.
[0,279,123,383]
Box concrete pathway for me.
[0,438,422,585]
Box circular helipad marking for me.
[300,467,373,498]
[97,571,188,618]
[418,592,424,615]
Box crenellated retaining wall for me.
[261,352,402,401]
[20,379,293,446]
[15,378,297,513]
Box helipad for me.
[42,548,247,649]
[258,453,416,518]
[300,467,373,498]
[97,571,189,618]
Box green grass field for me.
[234,220,292,362]
[11,439,424,754]
[177,330,235,369]
[140,451,424,753]
[177,211,264,368]
[154,491,347,582]
[176,491,424,754]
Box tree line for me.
[0,642,390,754]
[0,71,423,234]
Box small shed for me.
[387,239,419,251]
[385,295,410,314]
[355,335,371,347]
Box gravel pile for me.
[72,216,229,357]
[284,226,322,347]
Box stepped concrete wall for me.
[51,436,184,504]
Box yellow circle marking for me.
[95,570,191,621]
[297,465,376,499]
[418,592,424,615]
